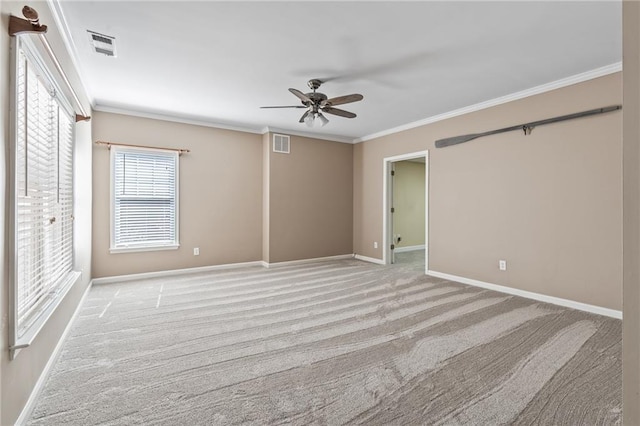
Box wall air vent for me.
[273,134,290,154]
[87,30,116,57]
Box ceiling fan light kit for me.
[305,111,328,127]
[262,79,363,127]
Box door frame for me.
[382,150,429,273]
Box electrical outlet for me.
[194,247,200,256]
[499,260,507,271]
[374,242,378,249]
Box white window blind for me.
[12,38,76,344]
[111,148,179,251]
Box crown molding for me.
[94,105,355,143]
[46,0,94,108]
[354,62,622,143]
[85,57,620,145]
[93,104,266,134]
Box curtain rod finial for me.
[75,114,91,123]
[9,5,47,36]
[22,6,39,23]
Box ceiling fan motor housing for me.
[306,92,328,105]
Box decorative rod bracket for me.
[9,6,47,37]
[522,125,533,135]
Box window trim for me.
[8,36,80,359]
[109,145,180,253]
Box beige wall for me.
[92,111,264,277]
[92,119,354,274]
[354,73,622,311]
[393,161,425,248]
[267,133,353,263]
[0,2,93,424]
[623,1,640,423]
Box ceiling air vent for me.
[273,134,290,154]
[87,30,116,57]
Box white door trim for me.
[382,150,429,273]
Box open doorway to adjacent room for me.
[383,151,428,272]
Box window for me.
[111,147,179,252]
[10,37,79,353]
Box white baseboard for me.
[92,255,361,283]
[394,244,425,253]
[264,254,354,268]
[92,260,266,285]
[15,280,93,426]
[426,270,622,319]
[354,254,385,265]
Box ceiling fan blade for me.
[289,88,312,103]
[260,105,307,109]
[322,106,356,119]
[299,110,311,123]
[324,94,363,107]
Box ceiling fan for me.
[261,79,363,127]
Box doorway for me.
[383,151,429,273]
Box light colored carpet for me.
[28,252,621,425]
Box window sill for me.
[109,244,180,254]
[11,270,82,360]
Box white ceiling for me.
[55,1,622,142]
